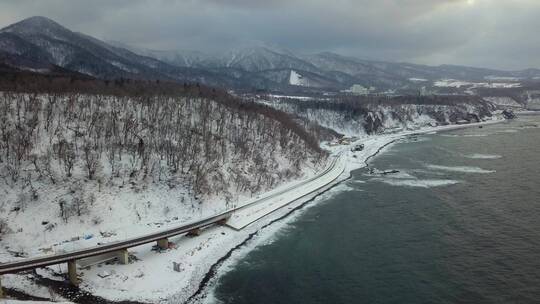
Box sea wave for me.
[387,171,416,179]
[426,164,496,173]
[350,180,366,184]
[334,183,355,192]
[464,154,502,159]
[371,177,460,188]
[364,170,416,179]
[463,134,489,137]
[440,133,489,138]
[400,136,431,143]
[497,129,519,133]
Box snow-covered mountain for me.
[0,16,236,86]
[107,41,211,68]
[2,16,540,94]
[220,46,319,73]
[128,43,540,92]
[1,16,153,77]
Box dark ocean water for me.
[212,116,540,304]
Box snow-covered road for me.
[227,152,344,229]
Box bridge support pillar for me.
[157,238,169,250]
[187,228,201,237]
[0,275,3,298]
[118,249,129,265]
[67,260,78,286]
[217,218,228,226]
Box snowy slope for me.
[0,92,324,266]
[483,97,523,108]
[289,70,309,86]
[263,96,497,136]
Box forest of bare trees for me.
[0,77,326,223]
[265,94,496,135]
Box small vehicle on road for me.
[351,144,364,152]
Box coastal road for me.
[0,152,344,275]
[228,152,344,229]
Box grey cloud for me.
[0,0,538,70]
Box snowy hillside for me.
[0,91,325,261]
[524,90,540,110]
[264,95,497,136]
[223,46,319,73]
[482,97,523,109]
[434,79,522,89]
[289,70,309,86]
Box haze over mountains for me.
[2,16,540,93]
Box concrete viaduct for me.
[0,212,231,297]
[0,153,343,298]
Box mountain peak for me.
[19,16,57,24]
[1,16,69,36]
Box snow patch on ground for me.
[289,70,309,87]
[484,76,521,81]
[435,79,521,89]
[2,273,72,302]
[267,94,315,101]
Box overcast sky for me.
[0,0,538,70]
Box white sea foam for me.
[335,183,355,192]
[440,133,488,138]
[388,171,416,179]
[401,136,431,143]
[497,129,519,133]
[464,154,502,159]
[519,124,539,129]
[371,177,460,188]
[363,170,415,179]
[463,134,489,137]
[426,164,495,173]
[411,169,446,176]
[350,180,366,184]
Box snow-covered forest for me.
[0,83,325,242]
[264,95,496,136]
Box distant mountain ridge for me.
[0,16,240,86]
[2,16,540,93]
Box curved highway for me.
[0,152,344,276]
